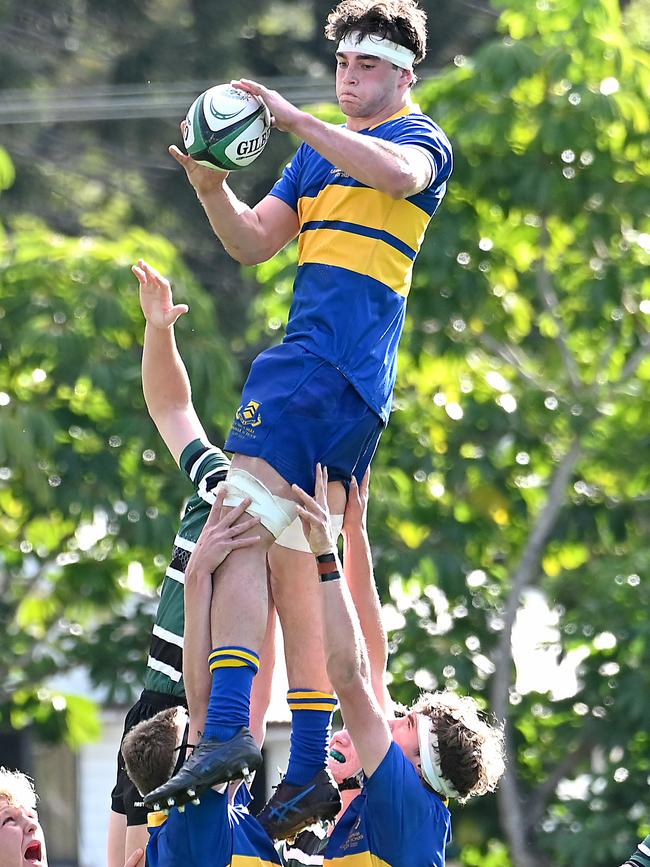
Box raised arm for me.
[134,260,207,464]
[293,465,392,779]
[342,472,391,714]
[168,147,299,265]
[233,78,434,199]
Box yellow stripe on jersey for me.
[298,185,431,256]
[147,811,168,828]
[298,229,415,298]
[324,852,391,867]
[231,857,282,866]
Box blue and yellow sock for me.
[284,689,337,786]
[203,646,260,742]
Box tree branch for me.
[536,220,582,391]
[523,732,595,833]
[476,332,551,390]
[490,437,582,867]
[620,332,650,382]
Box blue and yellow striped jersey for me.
[146,786,281,867]
[270,105,452,422]
[323,743,451,867]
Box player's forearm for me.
[196,181,273,265]
[343,528,388,690]
[292,112,421,198]
[142,322,192,419]
[320,556,369,692]
[183,569,213,735]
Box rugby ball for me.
[183,84,271,171]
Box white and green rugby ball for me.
[183,84,271,171]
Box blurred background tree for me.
[250,0,650,863]
[0,0,649,864]
[0,155,237,743]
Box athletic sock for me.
[203,646,260,741]
[284,689,337,786]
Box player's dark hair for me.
[412,691,505,802]
[121,707,180,797]
[325,0,427,65]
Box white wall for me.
[78,709,124,867]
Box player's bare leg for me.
[256,480,346,838]
[145,456,294,809]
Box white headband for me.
[337,31,416,70]
[416,713,461,800]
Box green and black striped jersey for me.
[621,837,650,867]
[143,438,230,697]
[278,823,328,867]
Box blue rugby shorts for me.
[224,342,384,494]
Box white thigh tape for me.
[218,468,297,539]
[276,511,344,553]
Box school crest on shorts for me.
[236,399,262,427]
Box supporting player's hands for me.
[231,78,304,134]
[343,469,370,534]
[186,489,261,580]
[169,120,229,197]
[293,463,336,557]
[133,259,189,329]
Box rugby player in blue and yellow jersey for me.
[291,466,505,867]
[158,0,452,830]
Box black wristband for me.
[317,551,338,576]
[320,570,341,583]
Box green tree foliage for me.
[0,156,238,744]
[250,1,649,864]
[0,0,496,347]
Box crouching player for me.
[122,704,280,867]
[292,465,506,866]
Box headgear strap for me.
[416,713,461,800]
[171,720,194,776]
[337,31,416,70]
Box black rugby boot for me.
[257,767,341,840]
[144,726,262,811]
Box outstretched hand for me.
[132,259,188,329]
[186,488,261,578]
[292,464,336,557]
[169,119,229,198]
